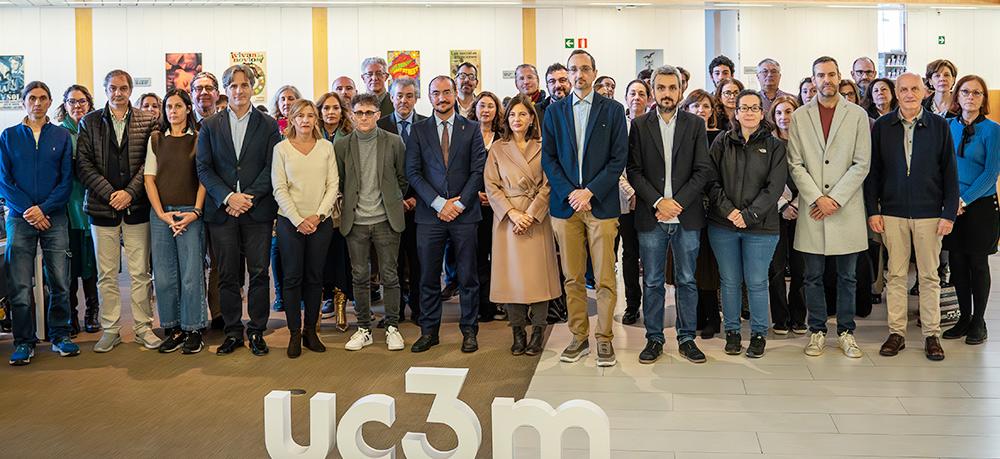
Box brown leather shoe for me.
[925,336,945,361]
[879,333,906,356]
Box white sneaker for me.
[804,331,826,356]
[386,326,405,351]
[93,332,122,353]
[838,331,863,358]
[135,329,163,349]
[345,328,373,351]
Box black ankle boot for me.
[525,326,545,356]
[84,307,100,333]
[966,318,988,345]
[287,330,302,358]
[943,317,971,340]
[511,327,527,355]
[302,328,326,352]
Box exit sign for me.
[938,35,946,45]
[564,38,588,49]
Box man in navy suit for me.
[196,64,282,356]
[405,75,487,353]
[541,50,628,367]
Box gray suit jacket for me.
[334,127,408,235]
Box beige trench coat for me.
[787,96,872,255]
[484,139,562,304]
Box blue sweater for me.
[0,121,74,217]
[864,109,960,221]
[949,117,1000,205]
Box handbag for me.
[939,284,961,326]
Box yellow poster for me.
[229,51,267,104]
[450,49,482,93]
[387,50,421,97]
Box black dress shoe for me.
[461,332,479,353]
[216,336,244,355]
[248,332,269,356]
[622,310,639,325]
[410,334,440,353]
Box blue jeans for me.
[150,207,207,331]
[708,226,779,336]
[803,252,858,335]
[637,222,700,344]
[6,212,71,346]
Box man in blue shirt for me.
[0,81,77,365]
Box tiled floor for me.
[514,254,1000,458]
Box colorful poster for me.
[0,55,25,110]
[450,49,482,93]
[229,51,267,104]
[165,52,203,93]
[635,49,663,76]
[387,50,420,97]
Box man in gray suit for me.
[335,93,408,352]
[787,56,871,360]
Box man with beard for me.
[535,63,571,129]
[541,50,628,367]
[455,62,479,118]
[405,76,487,354]
[331,76,358,107]
[708,55,736,90]
[626,65,712,364]
[787,56,871,360]
[851,57,877,106]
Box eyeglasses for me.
[757,69,780,76]
[960,89,985,98]
[456,72,477,80]
[362,71,388,80]
[65,98,88,106]
[839,92,856,98]
[568,66,594,73]
[192,85,217,93]
[722,90,740,97]
[353,110,379,118]
[853,70,877,77]
[738,105,762,113]
[430,90,454,98]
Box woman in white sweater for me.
[272,99,339,358]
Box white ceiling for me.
[3,0,998,8]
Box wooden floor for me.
[514,254,1000,458]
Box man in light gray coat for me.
[335,93,408,352]
[787,56,871,360]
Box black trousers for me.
[276,217,333,331]
[616,212,642,314]
[477,206,494,318]
[949,251,991,322]
[208,216,273,338]
[417,222,479,336]
[323,228,354,301]
[769,218,806,327]
[397,211,421,318]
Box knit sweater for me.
[354,128,387,225]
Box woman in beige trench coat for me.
[485,94,562,356]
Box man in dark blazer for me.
[404,75,487,353]
[541,50,628,367]
[196,64,281,356]
[337,93,409,351]
[626,65,712,365]
[378,77,427,322]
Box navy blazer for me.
[540,91,628,219]
[404,113,487,225]
[196,108,282,224]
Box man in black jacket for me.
[626,65,712,365]
[196,64,282,356]
[77,69,160,353]
[865,72,959,362]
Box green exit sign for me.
[938,35,946,45]
[565,38,575,48]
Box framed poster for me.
[230,51,267,104]
[0,55,25,110]
[387,50,420,97]
[450,49,482,93]
[635,49,663,76]
[165,52,203,92]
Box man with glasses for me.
[455,62,479,118]
[191,71,220,122]
[709,55,736,90]
[536,63,571,129]
[405,76,487,354]
[787,56,872,360]
[77,69,160,353]
[541,50,628,367]
[756,58,792,112]
[337,93,409,352]
[851,57,878,104]
[361,57,394,119]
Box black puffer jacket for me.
[706,124,787,234]
[76,106,157,223]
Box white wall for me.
[907,8,1000,86]
[0,8,76,128]
[536,7,707,106]
[91,7,314,108]
[737,7,878,95]
[327,6,523,116]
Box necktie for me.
[440,121,450,166]
[399,120,410,144]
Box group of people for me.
[1,50,996,368]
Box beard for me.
[657,98,676,113]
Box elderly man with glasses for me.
[361,57,395,118]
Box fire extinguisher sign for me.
[564,38,589,49]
